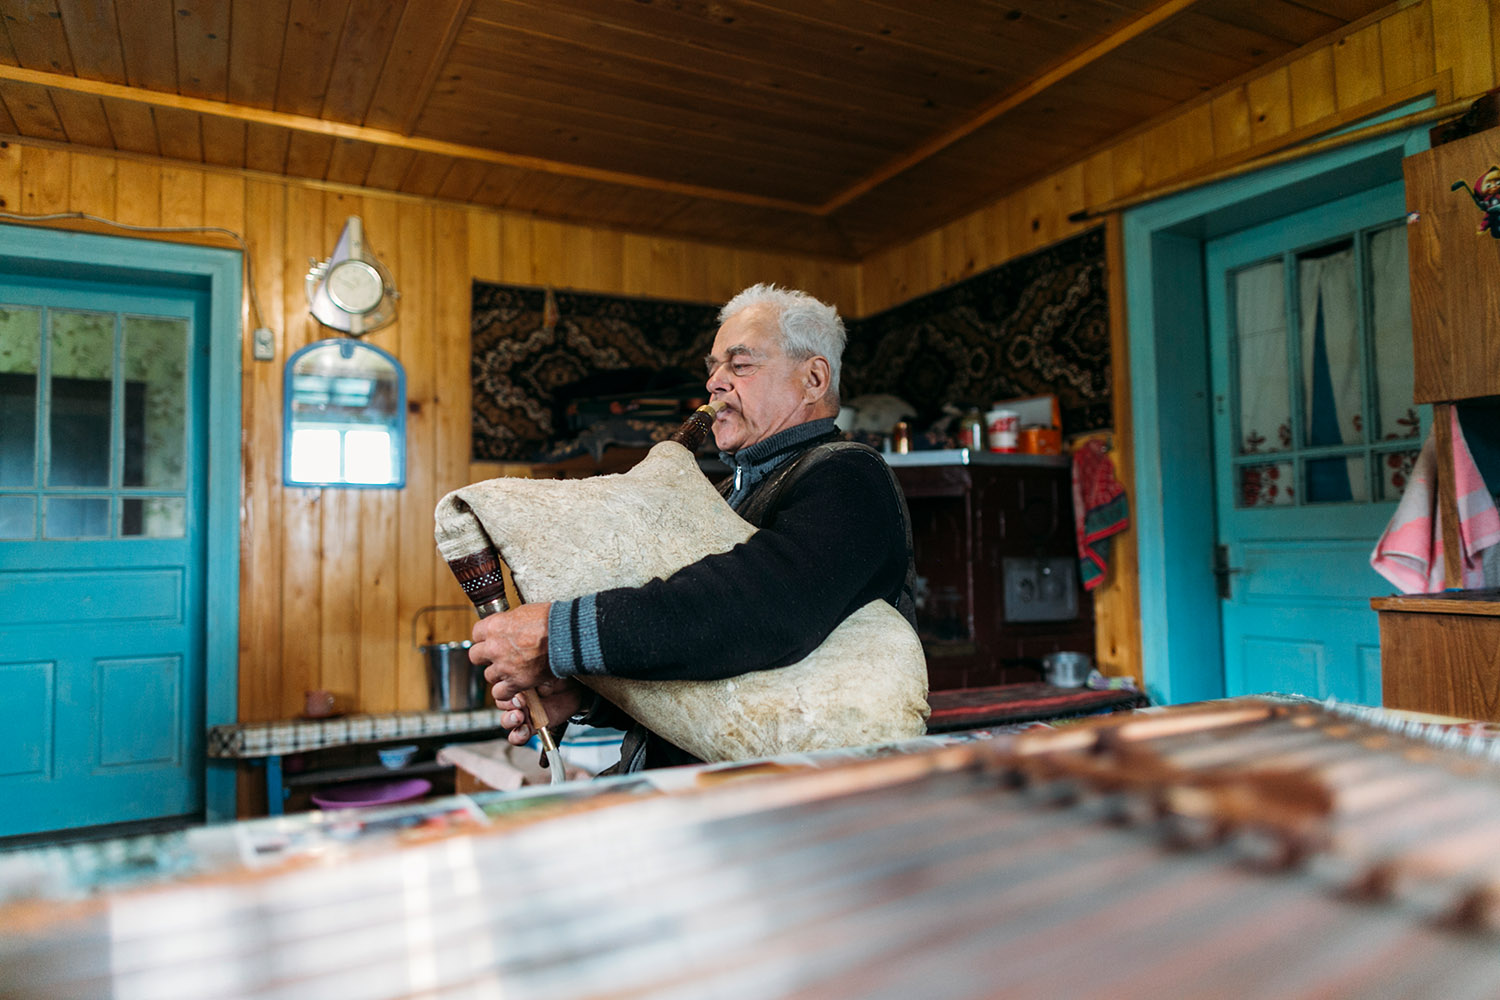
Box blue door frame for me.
[0,224,241,822]
[1123,114,1432,708]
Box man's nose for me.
[706,364,731,395]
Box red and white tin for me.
[986,408,1020,452]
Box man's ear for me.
[803,356,831,402]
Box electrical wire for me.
[0,210,267,331]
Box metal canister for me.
[892,420,911,454]
[986,408,1020,452]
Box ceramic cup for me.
[304,689,337,718]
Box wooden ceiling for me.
[0,0,1392,259]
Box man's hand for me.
[471,602,553,704]
[498,680,588,747]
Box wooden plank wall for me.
[0,139,856,749]
[859,0,1496,685]
[0,0,1492,769]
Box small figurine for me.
[1450,165,1500,237]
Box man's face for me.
[705,305,814,452]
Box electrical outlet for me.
[252,327,275,361]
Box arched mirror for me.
[283,339,406,488]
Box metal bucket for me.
[421,640,484,711]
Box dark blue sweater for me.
[546,418,913,768]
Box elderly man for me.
[471,283,915,772]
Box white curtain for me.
[1298,246,1367,501]
[1369,226,1418,499]
[1234,261,1295,506]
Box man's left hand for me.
[471,602,553,703]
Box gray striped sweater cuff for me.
[547,594,605,678]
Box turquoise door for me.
[0,276,209,837]
[1205,180,1424,703]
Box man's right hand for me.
[499,677,587,746]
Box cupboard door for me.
[1403,127,1500,403]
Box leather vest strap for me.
[721,441,918,631]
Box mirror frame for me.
[282,338,407,489]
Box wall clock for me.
[306,216,400,335]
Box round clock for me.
[325,259,385,315]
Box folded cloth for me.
[437,737,598,790]
[1071,438,1130,591]
[1371,408,1500,593]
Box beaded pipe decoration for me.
[443,548,566,784]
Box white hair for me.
[719,283,846,403]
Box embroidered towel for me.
[1370,408,1500,593]
[1071,438,1130,591]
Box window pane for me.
[1233,261,1291,455]
[45,496,110,538]
[48,311,114,487]
[1237,460,1295,507]
[1297,240,1364,446]
[122,496,185,537]
[1368,226,1419,442]
[1305,455,1368,504]
[122,316,188,488]
[290,428,341,483]
[344,428,392,484]
[1378,449,1421,500]
[0,306,41,487]
[0,495,35,538]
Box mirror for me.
[284,339,406,488]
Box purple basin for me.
[310,778,432,810]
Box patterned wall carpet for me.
[471,227,1109,461]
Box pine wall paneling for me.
[0,146,855,721]
[0,141,864,815]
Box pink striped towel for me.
[1370,408,1500,593]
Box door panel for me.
[1207,180,1423,703]
[0,277,207,837]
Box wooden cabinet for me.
[1403,128,1500,404]
[1400,125,1500,590]
[1374,591,1500,720]
[890,452,1094,692]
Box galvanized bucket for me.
[413,605,486,712]
[421,640,484,711]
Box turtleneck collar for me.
[720,417,839,509]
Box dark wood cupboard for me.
[889,452,1094,692]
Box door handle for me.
[1213,544,1242,600]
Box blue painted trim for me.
[1123,110,1433,707]
[281,338,408,489]
[0,223,243,822]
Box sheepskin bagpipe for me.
[434,439,929,763]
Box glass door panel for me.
[1227,218,1414,509]
[0,303,190,540]
[0,306,40,489]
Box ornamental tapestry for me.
[470,285,720,461]
[841,226,1109,434]
[470,226,1109,461]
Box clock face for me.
[326,259,385,314]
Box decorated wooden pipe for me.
[443,547,564,782]
[669,399,727,451]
